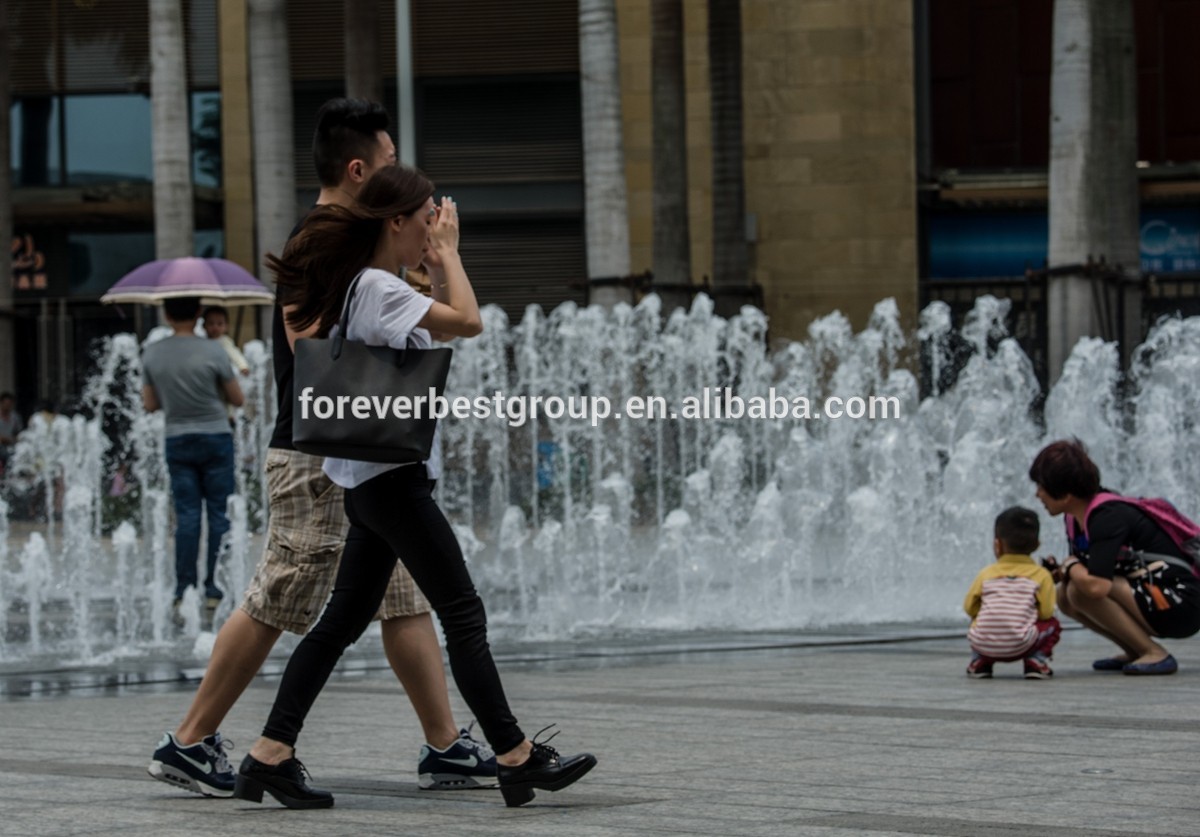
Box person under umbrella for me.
[141,296,245,622]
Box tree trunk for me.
[579,0,631,308]
[1047,0,1138,380]
[708,0,748,317]
[652,0,691,311]
[150,0,194,259]
[344,0,383,103]
[248,0,296,334]
[0,0,13,392]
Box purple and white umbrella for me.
[101,257,274,306]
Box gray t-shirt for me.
[142,335,235,438]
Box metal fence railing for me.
[922,264,1200,392]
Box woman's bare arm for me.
[419,197,482,338]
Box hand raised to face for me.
[427,196,460,259]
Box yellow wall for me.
[218,0,259,343]
[616,0,918,339]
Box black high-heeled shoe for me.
[233,753,334,809]
[496,726,597,808]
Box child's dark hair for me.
[1028,438,1101,500]
[202,304,228,321]
[995,506,1040,554]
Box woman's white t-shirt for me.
[321,267,441,488]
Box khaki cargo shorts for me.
[241,448,430,634]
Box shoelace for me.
[202,734,235,775]
[294,759,313,782]
[530,724,562,759]
[460,722,496,760]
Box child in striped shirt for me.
[964,506,1061,679]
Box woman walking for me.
[234,164,596,809]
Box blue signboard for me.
[1140,209,1200,273]
[926,208,1200,278]
[926,212,1046,278]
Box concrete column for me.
[581,0,633,308]
[0,0,14,393]
[150,0,194,260]
[344,0,383,104]
[395,0,416,166]
[1048,0,1139,381]
[218,0,257,341]
[247,0,296,338]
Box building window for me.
[67,231,156,299]
[13,92,221,189]
[192,91,222,189]
[10,97,62,186]
[195,229,225,259]
[65,94,153,184]
[66,230,226,300]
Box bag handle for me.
[329,268,416,362]
[330,268,370,361]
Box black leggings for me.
[262,465,525,755]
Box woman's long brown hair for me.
[267,164,435,337]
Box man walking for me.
[142,297,243,617]
[147,99,495,798]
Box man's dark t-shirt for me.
[267,214,310,451]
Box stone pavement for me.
[3,626,1200,837]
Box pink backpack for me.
[1065,492,1200,573]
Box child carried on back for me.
[964,506,1061,679]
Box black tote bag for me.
[292,271,453,464]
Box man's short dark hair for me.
[995,506,1040,554]
[202,305,228,321]
[0,392,13,402]
[313,98,391,187]
[163,296,201,322]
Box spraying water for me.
[2,295,1198,661]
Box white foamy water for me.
[1,294,1197,660]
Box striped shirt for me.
[964,554,1056,660]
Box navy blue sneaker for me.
[418,725,498,789]
[147,731,236,797]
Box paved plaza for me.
[2,625,1199,836]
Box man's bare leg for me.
[381,612,458,749]
[175,609,282,744]
[175,610,461,749]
